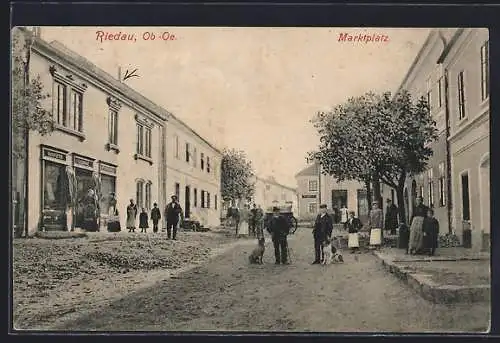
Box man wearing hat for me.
[384,199,399,236]
[312,204,333,264]
[165,195,183,240]
[266,206,291,264]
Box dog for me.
[248,238,265,264]
[321,238,344,265]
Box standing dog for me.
[321,238,344,265]
[249,238,265,264]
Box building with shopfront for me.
[19,33,169,234]
[251,176,298,214]
[165,116,222,228]
[295,163,320,220]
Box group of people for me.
[227,203,265,239]
[407,196,440,256]
[109,195,184,240]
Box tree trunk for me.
[396,185,406,225]
[373,176,382,208]
[365,180,372,212]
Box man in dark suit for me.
[266,206,291,264]
[384,199,399,236]
[150,202,161,233]
[165,195,183,240]
[312,204,333,264]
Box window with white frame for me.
[145,181,152,210]
[438,162,446,207]
[308,203,317,214]
[207,156,211,173]
[136,180,144,209]
[174,135,179,159]
[481,40,489,101]
[136,123,152,158]
[185,142,190,163]
[437,76,444,108]
[108,108,118,145]
[427,168,434,208]
[458,71,466,120]
[309,180,318,192]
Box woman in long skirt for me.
[126,199,138,232]
[368,201,383,249]
[345,211,362,253]
[238,204,250,237]
[408,196,429,255]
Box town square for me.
[11,26,490,332]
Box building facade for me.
[251,176,298,214]
[295,163,320,220]
[13,28,223,234]
[165,116,222,228]
[444,28,490,251]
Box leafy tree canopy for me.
[221,148,255,203]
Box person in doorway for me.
[233,205,241,237]
[139,208,149,233]
[82,189,99,232]
[384,199,399,236]
[150,202,161,233]
[312,204,333,264]
[368,201,384,249]
[107,192,121,232]
[408,196,429,255]
[267,206,291,264]
[345,211,363,253]
[165,195,183,240]
[423,208,439,256]
[126,199,138,232]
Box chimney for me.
[117,66,122,82]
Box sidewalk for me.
[374,248,490,304]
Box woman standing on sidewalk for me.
[408,196,429,255]
[368,201,383,249]
[238,204,250,237]
[345,211,362,253]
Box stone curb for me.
[373,251,490,304]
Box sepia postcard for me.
[10,26,490,332]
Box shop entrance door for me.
[74,168,94,228]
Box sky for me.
[38,27,431,188]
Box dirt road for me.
[53,228,489,332]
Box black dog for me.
[249,238,265,264]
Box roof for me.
[28,29,221,154]
[255,175,297,193]
[295,163,320,178]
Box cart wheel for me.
[290,216,298,234]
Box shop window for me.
[99,174,116,215]
[43,161,66,210]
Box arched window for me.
[145,181,152,210]
[136,179,144,209]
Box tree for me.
[221,148,255,205]
[309,90,438,224]
[12,27,54,237]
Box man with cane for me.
[312,204,333,264]
[266,206,291,265]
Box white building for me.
[251,176,298,214]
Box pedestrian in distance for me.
[254,204,265,240]
[126,199,138,233]
[368,201,383,249]
[312,204,333,264]
[250,203,258,237]
[384,199,399,236]
[408,196,429,255]
[233,205,241,237]
[266,206,291,264]
[165,195,183,240]
[150,202,161,233]
[423,208,439,256]
[139,208,149,233]
[345,211,362,254]
[238,204,251,238]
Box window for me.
[309,180,318,192]
[427,168,434,208]
[136,180,144,209]
[461,173,470,221]
[207,192,211,209]
[419,185,424,200]
[108,109,118,146]
[481,40,489,101]
[193,148,197,167]
[194,188,198,207]
[185,142,190,163]
[458,71,466,120]
[136,124,152,158]
[308,203,317,214]
[438,162,446,207]
[174,135,179,159]
[207,157,211,173]
[201,190,205,208]
[175,182,180,201]
[215,194,218,210]
[145,182,152,210]
[53,83,83,133]
[201,153,205,170]
[437,77,444,108]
